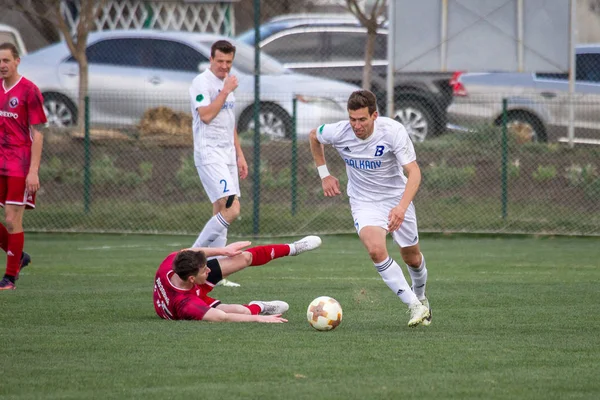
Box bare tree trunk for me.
[2,0,105,132]
[362,27,377,89]
[345,0,387,91]
[49,0,105,131]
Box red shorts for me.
[0,176,36,209]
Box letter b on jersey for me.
[374,146,384,156]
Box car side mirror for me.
[198,62,210,72]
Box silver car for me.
[17,30,360,139]
[447,44,600,144]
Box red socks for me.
[247,244,291,266]
[244,304,261,315]
[5,232,24,277]
[0,224,8,252]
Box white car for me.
[0,23,27,55]
[18,30,359,139]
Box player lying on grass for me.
[153,235,322,323]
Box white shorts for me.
[350,198,419,248]
[196,163,240,203]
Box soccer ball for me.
[307,296,343,331]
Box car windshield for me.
[198,40,287,75]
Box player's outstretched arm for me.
[203,308,287,323]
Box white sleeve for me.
[315,122,340,145]
[394,124,417,166]
[189,79,211,110]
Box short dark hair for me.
[347,90,377,115]
[173,250,207,280]
[211,40,236,58]
[0,42,19,60]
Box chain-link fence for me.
[2,0,599,236]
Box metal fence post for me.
[252,0,261,236]
[83,95,91,214]
[291,97,298,216]
[501,98,508,220]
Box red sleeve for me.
[27,85,47,126]
[176,296,211,320]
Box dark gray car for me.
[237,14,454,142]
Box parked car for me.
[17,30,359,139]
[0,23,27,55]
[237,14,455,142]
[447,44,600,144]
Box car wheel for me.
[504,113,547,143]
[43,93,77,128]
[239,103,292,140]
[393,100,434,142]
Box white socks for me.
[374,257,420,306]
[407,253,428,300]
[192,213,229,248]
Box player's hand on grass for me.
[388,205,407,232]
[322,175,341,197]
[260,314,288,323]
[222,241,252,256]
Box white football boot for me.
[249,300,290,315]
[289,236,322,256]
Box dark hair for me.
[347,90,377,115]
[173,250,207,280]
[0,42,19,60]
[211,40,236,58]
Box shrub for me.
[507,159,520,179]
[565,163,598,187]
[176,155,201,189]
[40,156,82,185]
[532,165,557,182]
[423,160,476,190]
[583,177,600,200]
[88,155,155,187]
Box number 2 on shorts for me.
[220,179,230,193]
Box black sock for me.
[3,275,15,284]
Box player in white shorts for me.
[189,40,248,287]
[309,89,431,327]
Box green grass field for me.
[1,233,599,399]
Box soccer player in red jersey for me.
[0,42,46,290]
[154,236,321,322]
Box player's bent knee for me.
[367,247,388,263]
[222,198,240,219]
[400,246,421,267]
[242,251,252,267]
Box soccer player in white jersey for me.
[189,40,248,287]
[309,90,431,327]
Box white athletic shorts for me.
[350,197,419,248]
[196,163,240,203]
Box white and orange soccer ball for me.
[306,296,343,331]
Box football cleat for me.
[0,277,15,291]
[407,303,430,327]
[420,297,432,326]
[290,236,322,256]
[249,300,289,315]
[20,252,31,269]
[16,252,31,280]
[216,278,241,287]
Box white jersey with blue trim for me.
[316,116,416,202]
[189,68,236,166]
